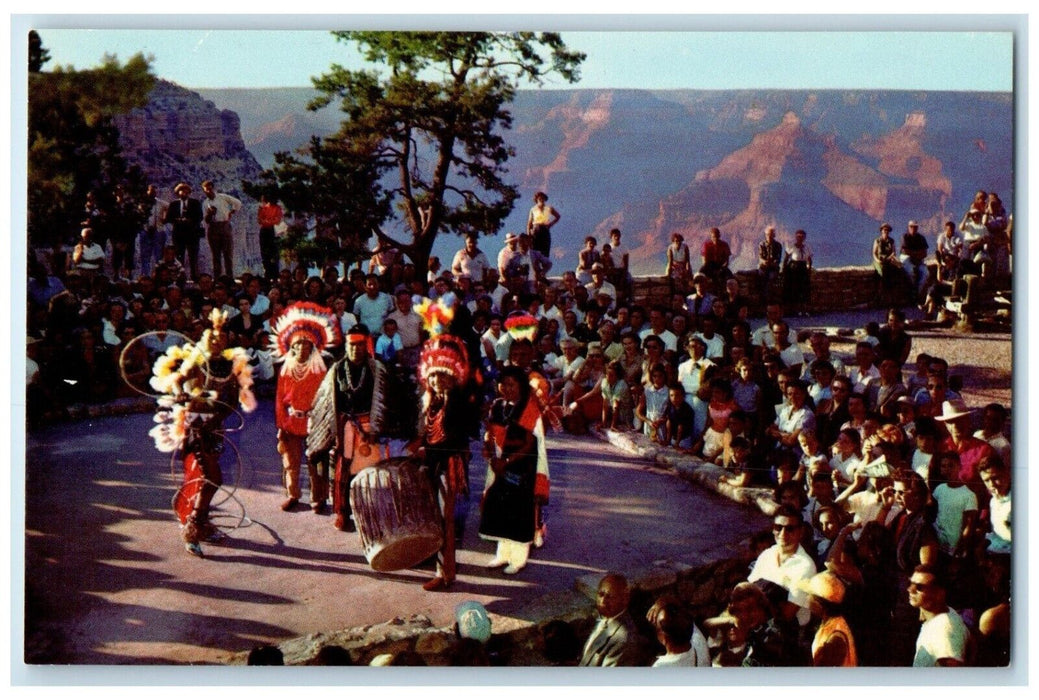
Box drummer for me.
[307,323,390,532]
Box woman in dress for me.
[479,365,545,575]
[872,223,901,305]
[665,232,691,293]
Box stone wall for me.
[233,553,754,666]
[629,265,919,316]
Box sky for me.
[25,23,1016,92]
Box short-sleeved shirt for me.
[748,544,818,627]
[913,609,969,667]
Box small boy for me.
[375,317,403,363]
[720,436,756,488]
[663,382,695,449]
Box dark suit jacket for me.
[165,197,204,239]
[579,612,647,667]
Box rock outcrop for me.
[115,80,266,275]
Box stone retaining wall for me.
[627,265,919,315]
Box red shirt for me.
[701,238,731,266]
[258,203,283,228]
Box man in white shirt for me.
[352,274,395,332]
[909,565,969,666]
[452,232,491,285]
[387,287,423,368]
[639,305,678,356]
[200,180,242,278]
[748,505,817,628]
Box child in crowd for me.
[720,436,757,488]
[694,378,739,460]
[636,364,669,443]
[375,317,403,363]
[829,428,863,487]
[663,383,696,449]
[796,429,827,483]
[599,360,633,431]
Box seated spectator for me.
[663,382,696,450]
[805,571,858,666]
[748,505,818,629]
[909,564,970,666]
[978,455,1011,556]
[575,236,599,285]
[598,360,633,432]
[647,595,711,667]
[829,428,864,487]
[974,403,1011,467]
[579,573,649,666]
[693,377,738,460]
[699,226,732,287]
[708,581,793,666]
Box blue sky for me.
[29,25,1015,92]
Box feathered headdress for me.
[269,302,341,359]
[418,334,470,388]
[415,293,456,338]
[504,311,539,342]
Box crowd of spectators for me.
[25,187,1012,667]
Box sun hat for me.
[935,398,975,422]
[804,571,846,604]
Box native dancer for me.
[270,302,341,514]
[148,309,257,557]
[409,297,472,591]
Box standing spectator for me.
[978,455,1011,556]
[665,232,691,293]
[257,194,283,280]
[165,182,204,281]
[200,180,242,279]
[452,232,492,286]
[387,288,423,368]
[757,226,783,303]
[109,184,140,281]
[900,220,929,304]
[70,227,106,277]
[525,191,561,258]
[782,229,813,317]
[579,573,648,666]
[606,228,630,302]
[352,273,395,332]
[908,565,969,666]
[137,184,168,278]
[931,452,978,562]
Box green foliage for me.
[249,31,584,275]
[27,40,155,248]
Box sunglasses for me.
[772,523,799,532]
